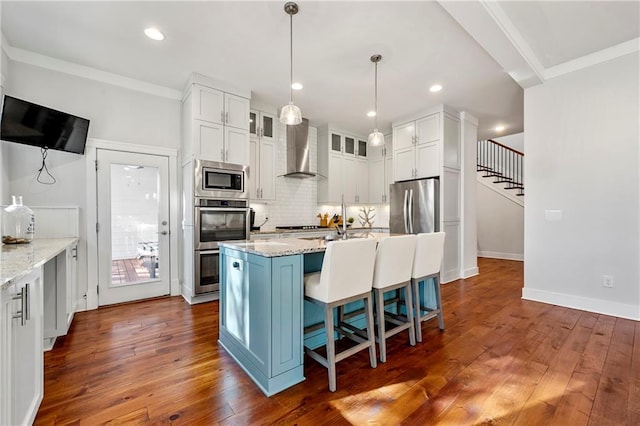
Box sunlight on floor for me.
[328,362,585,424]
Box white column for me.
[460,111,479,278]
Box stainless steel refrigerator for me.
[389,178,439,234]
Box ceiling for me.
[1,2,638,141]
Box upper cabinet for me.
[393,113,440,181]
[368,136,393,203]
[249,109,277,202]
[317,128,369,204]
[181,74,251,165]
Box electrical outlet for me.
[603,275,614,288]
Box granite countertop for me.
[221,232,391,257]
[251,226,389,236]
[1,238,78,288]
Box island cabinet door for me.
[246,256,271,376]
[270,256,302,376]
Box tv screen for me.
[0,95,89,155]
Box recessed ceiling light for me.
[429,84,443,93]
[144,27,165,41]
[367,111,376,118]
[495,125,505,132]
[291,82,303,90]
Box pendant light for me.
[280,2,302,125]
[368,54,385,146]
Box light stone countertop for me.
[1,238,78,289]
[251,226,389,236]
[221,232,391,258]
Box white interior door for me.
[96,149,170,306]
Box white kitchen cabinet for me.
[249,109,277,202]
[182,74,251,165]
[391,105,462,283]
[43,244,78,350]
[193,85,249,131]
[0,269,43,426]
[369,137,393,203]
[393,113,440,181]
[318,127,369,204]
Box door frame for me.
[85,138,179,310]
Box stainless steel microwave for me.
[194,159,249,199]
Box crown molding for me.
[3,41,181,101]
[545,37,640,80]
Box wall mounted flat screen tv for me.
[0,95,90,155]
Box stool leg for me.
[434,275,444,330]
[404,282,416,346]
[375,288,387,363]
[324,304,337,392]
[412,278,423,343]
[363,294,377,368]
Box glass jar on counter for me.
[2,195,35,244]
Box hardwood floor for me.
[36,258,639,425]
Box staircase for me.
[477,139,524,196]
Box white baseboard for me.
[181,283,219,305]
[462,267,479,278]
[478,251,524,261]
[522,287,640,321]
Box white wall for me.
[494,132,524,153]
[477,181,524,260]
[523,52,639,320]
[4,59,180,309]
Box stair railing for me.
[477,139,524,196]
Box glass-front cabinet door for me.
[344,136,356,156]
[358,139,367,158]
[331,133,342,153]
[249,110,276,143]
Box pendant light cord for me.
[374,60,378,130]
[289,12,294,104]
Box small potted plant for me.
[347,217,354,227]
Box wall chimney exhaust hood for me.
[282,118,317,178]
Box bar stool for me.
[303,238,378,392]
[411,232,446,343]
[372,234,417,363]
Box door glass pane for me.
[110,164,160,286]
[249,112,257,135]
[331,134,341,152]
[358,140,367,157]
[262,115,273,138]
[345,137,355,155]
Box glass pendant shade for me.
[280,102,302,125]
[367,129,385,146]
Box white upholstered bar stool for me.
[303,238,378,392]
[411,232,446,343]
[372,234,417,363]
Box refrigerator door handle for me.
[408,189,414,233]
[403,189,409,233]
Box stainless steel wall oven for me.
[194,198,249,294]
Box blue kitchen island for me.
[218,234,389,396]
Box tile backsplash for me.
[250,122,390,231]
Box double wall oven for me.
[193,160,249,294]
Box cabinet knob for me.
[232,261,240,269]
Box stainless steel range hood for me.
[282,118,316,178]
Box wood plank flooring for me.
[35,258,640,425]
